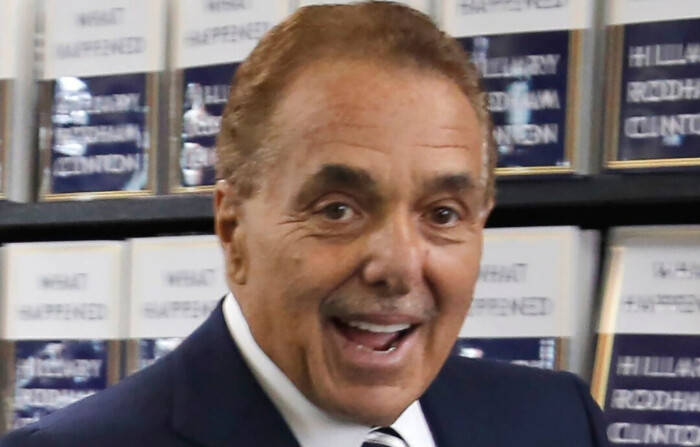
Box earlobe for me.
[214,180,248,284]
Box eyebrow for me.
[422,173,478,197]
[293,164,381,209]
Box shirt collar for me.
[222,293,435,447]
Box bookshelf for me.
[1,172,699,243]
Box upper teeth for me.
[346,321,411,333]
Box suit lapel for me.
[170,301,300,447]
[420,358,502,447]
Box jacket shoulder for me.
[423,357,609,447]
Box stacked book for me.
[125,235,227,374]
[456,227,599,380]
[441,0,602,175]
[604,1,700,170]
[35,0,166,200]
[0,242,124,431]
[169,0,291,193]
[592,227,700,445]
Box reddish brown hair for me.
[216,1,495,200]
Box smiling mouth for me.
[331,318,417,353]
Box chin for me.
[316,383,421,426]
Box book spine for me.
[0,0,36,202]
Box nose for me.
[360,211,425,297]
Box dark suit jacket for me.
[1,302,609,447]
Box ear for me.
[479,197,495,226]
[214,180,248,285]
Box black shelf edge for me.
[0,194,214,228]
[1,172,699,241]
[496,172,700,207]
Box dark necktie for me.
[362,427,409,447]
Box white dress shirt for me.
[223,293,437,447]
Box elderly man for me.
[1,3,608,447]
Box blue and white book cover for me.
[0,241,124,429]
[605,2,700,170]
[453,337,558,370]
[126,235,227,375]
[176,63,236,189]
[457,227,599,378]
[136,338,183,371]
[170,0,290,192]
[11,340,109,430]
[48,73,150,194]
[441,0,598,175]
[37,0,165,200]
[593,227,700,445]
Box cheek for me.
[428,239,483,322]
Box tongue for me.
[336,321,401,350]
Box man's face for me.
[216,59,491,425]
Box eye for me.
[318,202,358,222]
[427,206,461,227]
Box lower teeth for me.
[354,343,398,353]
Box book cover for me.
[125,235,228,375]
[441,0,602,175]
[0,241,124,431]
[36,0,166,200]
[592,226,700,445]
[455,227,599,380]
[169,0,290,193]
[0,0,36,202]
[604,1,700,170]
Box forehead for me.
[266,59,485,188]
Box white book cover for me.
[169,0,291,192]
[456,226,599,378]
[0,0,36,202]
[608,0,700,26]
[592,226,700,445]
[0,241,124,430]
[36,0,166,200]
[126,235,228,373]
[441,0,602,176]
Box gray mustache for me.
[320,294,437,320]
